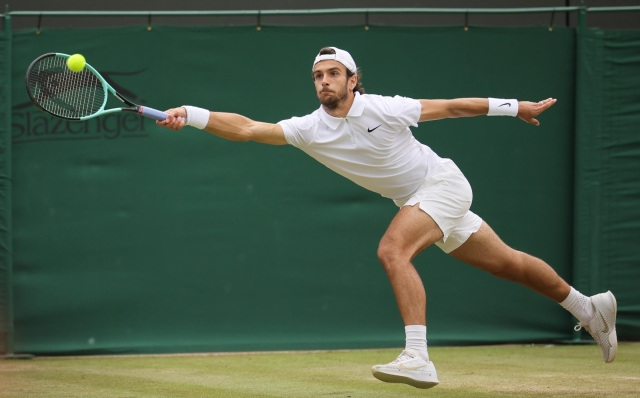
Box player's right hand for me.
[156,107,187,130]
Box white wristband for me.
[182,106,210,129]
[487,98,518,117]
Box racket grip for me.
[138,106,185,122]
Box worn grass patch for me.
[1,343,639,397]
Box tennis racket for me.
[25,53,176,122]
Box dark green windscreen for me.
[9,26,577,354]
[574,29,640,340]
[0,31,11,351]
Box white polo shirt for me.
[278,92,442,201]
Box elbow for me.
[448,107,467,118]
[224,126,253,142]
[205,127,251,142]
[242,121,265,143]
[231,133,251,142]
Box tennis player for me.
[158,47,617,389]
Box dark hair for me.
[317,47,365,95]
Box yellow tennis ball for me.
[67,54,86,72]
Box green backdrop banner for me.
[0,30,11,353]
[9,25,577,355]
[574,28,640,340]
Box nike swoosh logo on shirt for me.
[367,124,382,133]
[498,103,511,107]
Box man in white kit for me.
[158,47,618,389]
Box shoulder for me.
[279,110,321,132]
[362,94,420,116]
[278,110,322,147]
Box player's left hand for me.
[518,98,557,126]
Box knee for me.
[377,241,407,274]
[489,251,526,282]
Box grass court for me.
[2,343,639,397]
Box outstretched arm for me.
[156,107,287,145]
[418,97,557,126]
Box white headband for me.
[313,47,357,74]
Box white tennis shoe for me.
[371,349,439,389]
[574,291,618,363]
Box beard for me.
[318,86,349,110]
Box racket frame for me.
[25,53,169,121]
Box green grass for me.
[2,344,639,397]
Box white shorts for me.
[394,159,483,253]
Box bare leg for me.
[378,204,444,325]
[449,221,570,302]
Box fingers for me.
[521,116,540,126]
[155,107,187,130]
[518,98,556,126]
[155,116,183,130]
[537,98,557,112]
[166,115,186,130]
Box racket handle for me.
[138,106,185,122]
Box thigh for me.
[448,221,519,272]
[380,204,444,260]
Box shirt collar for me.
[319,92,365,130]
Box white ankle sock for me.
[559,287,594,324]
[405,325,429,361]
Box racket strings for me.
[28,55,105,119]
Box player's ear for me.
[348,74,357,91]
